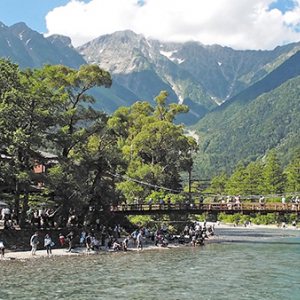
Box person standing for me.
[0,240,5,258]
[80,230,86,246]
[167,198,171,209]
[85,233,92,252]
[59,233,65,247]
[122,235,130,251]
[148,198,152,210]
[200,196,204,208]
[101,226,107,247]
[44,234,53,256]
[30,232,39,255]
[281,196,286,210]
[137,231,143,250]
[66,231,74,252]
[259,196,265,209]
[159,198,164,210]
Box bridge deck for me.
[110,203,300,215]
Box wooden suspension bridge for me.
[110,202,300,215]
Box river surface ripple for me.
[1,228,300,300]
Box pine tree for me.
[262,149,285,195]
[284,148,300,192]
[225,162,247,195]
[243,161,264,195]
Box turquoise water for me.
[1,228,300,300]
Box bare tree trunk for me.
[14,181,20,224]
[19,187,29,228]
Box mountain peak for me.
[10,22,30,32]
[47,34,74,49]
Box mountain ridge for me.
[1,21,299,122]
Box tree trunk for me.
[19,188,29,228]
[14,181,20,224]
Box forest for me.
[0,58,197,228]
[205,148,300,199]
[2,57,300,230]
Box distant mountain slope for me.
[168,41,300,102]
[192,50,300,177]
[0,22,86,69]
[77,30,300,124]
[0,22,142,114]
[1,22,300,127]
[77,31,215,124]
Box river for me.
[1,227,300,300]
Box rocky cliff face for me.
[78,31,215,110]
[77,30,300,124]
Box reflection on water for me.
[1,228,300,300]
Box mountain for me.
[77,30,214,124]
[0,22,86,69]
[77,30,300,124]
[191,49,300,177]
[0,22,143,114]
[1,22,300,121]
[2,22,300,121]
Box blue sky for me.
[0,1,87,33]
[0,0,300,50]
[269,0,297,12]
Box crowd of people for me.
[0,205,57,230]
[0,206,18,229]
[0,221,214,258]
[27,207,56,229]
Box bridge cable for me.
[107,172,300,199]
[107,171,182,193]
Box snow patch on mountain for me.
[160,50,185,64]
[160,50,177,58]
[19,30,25,40]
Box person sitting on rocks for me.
[113,240,122,251]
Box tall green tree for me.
[109,92,197,202]
[0,60,59,226]
[208,171,228,195]
[284,148,300,193]
[262,149,285,195]
[41,64,113,224]
[41,64,112,158]
[225,162,247,195]
[243,161,264,195]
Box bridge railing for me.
[110,202,300,213]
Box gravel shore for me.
[1,222,298,260]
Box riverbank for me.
[1,240,187,260]
[1,222,298,260]
[214,221,300,230]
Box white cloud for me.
[45,0,300,50]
